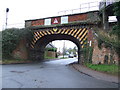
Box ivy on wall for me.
[81,46,93,63]
[111,1,120,39]
[96,30,120,57]
[2,28,33,59]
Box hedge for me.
[2,28,33,59]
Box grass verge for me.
[84,63,119,76]
[1,59,33,64]
[44,57,57,59]
[59,57,68,59]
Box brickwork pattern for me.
[92,40,119,64]
[12,39,28,60]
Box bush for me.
[81,47,93,63]
[112,2,120,39]
[96,30,120,58]
[111,25,120,39]
[2,28,33,59]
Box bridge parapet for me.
[25,11,100,28]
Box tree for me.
[114,1,120,24]
[112,1,120,39]
[67,46,78,55]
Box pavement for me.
[69,63,119,84]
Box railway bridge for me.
[25,10,100,63]
[18,1,116,63]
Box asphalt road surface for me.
[2,58,118,88]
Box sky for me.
[52,40,77,52]
[1,0,113,52]
[0,0,101,30]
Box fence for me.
[58,1,99,15]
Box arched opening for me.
[44,40,78,60]
[30,34,81,63]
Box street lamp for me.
[6,8,9,29]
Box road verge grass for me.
[1,59,33,64]
[84,63,119,76]
[44,57,57,59]
[59,57,68,59]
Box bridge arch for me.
[29,27,89,63]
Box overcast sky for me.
[0,0,102,51]
[0,0,101,29]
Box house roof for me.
[46,43,57,48]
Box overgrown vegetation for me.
[96,1,120,57]
[111,1,120,57]
[81,46,93,63]
[2,28,33,59]
[79,39,93,64]
[44,56,56,59]
[85,63,119,75]
[2,59,33,64]
[111,1,120,39]
[96,27,120,58]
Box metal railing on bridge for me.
[58,1,99,15]
[99,0,116,10]
[58,0,116,15]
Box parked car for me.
[74,54,77,57]
[69,54,74,58]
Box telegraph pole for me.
[63,40,65,58]
[5,8,9,29]
[102,1,109,30]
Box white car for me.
[69,54,74,58]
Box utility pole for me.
[63,40,65,58]
[102,1,109,30]
[5,8,9,29]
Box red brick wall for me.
[12,39,28,60]
[30,13,88,26]
[31,19,44,26]
[88,30,93,41]
[92,40,119,65]
[68,14,87,22]
[87,29,119,65]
